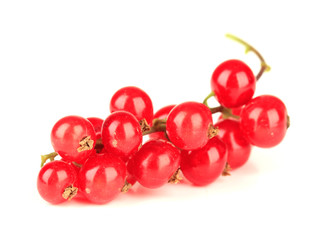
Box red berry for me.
[149,104,175,141]
[215,119,251,169]
[180,137,227,186]
[240,95,288,148]
[166,102,213,150]
[78,153,126,204]
[37,160,78,204]
[127,140,181,189]
[51,116,96,164]
[102,111,142,158]
[110,86,154,126]
[87,117,103,140]
[211,59,256,108]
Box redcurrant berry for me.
[110,86,154,126]
[51,115,96,164]
[102,111,142,158]
[215,119,251,169]
[180,137,227,186]
[127,140,181,189]
[211,59,256,108]
[78,153,126,204]
[166,102,214,150]
[37,160,78,204]
[240,95,288,148]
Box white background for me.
[1,1,330,239]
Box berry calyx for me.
[168,168,182,184]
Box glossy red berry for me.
[110,86,154,126]
[240,95,288,148]
[211,59,256,108]
[215,119,251,169]
[149,104,175,141]
[180,137,227,186]
[37,160,78,204]
[166,102,213,150]
[102,111,142,158]
[78,153,126,204]
[87,117,103,140]
[127,140,181,189]
[51,116,96,164]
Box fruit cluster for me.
[37,35,289,204]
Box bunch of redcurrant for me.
[37,34,289,204]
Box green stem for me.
[203,92,215,108]
[41,152,58,167]
[203,92,240,119]
[226,34,270,81]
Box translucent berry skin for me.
[127,140,181,189]
[78,153,126,204]
[166,102,213,150]
[37,160,77,204]
[51,116,96,164]
[240,95,288,148]
[211,59,256,108]
[215,119,251,169]
[87,117,103,140]
[149,104,175,141]
[110,86,154,126]
[102,111,142,158]
[180,137,227,186]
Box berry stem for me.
[203,92,240,119]
[40,152,58,167]
[142,118,167,136]
[226,34,270,81]
[72,161,83,168]
[202,91,215,108]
